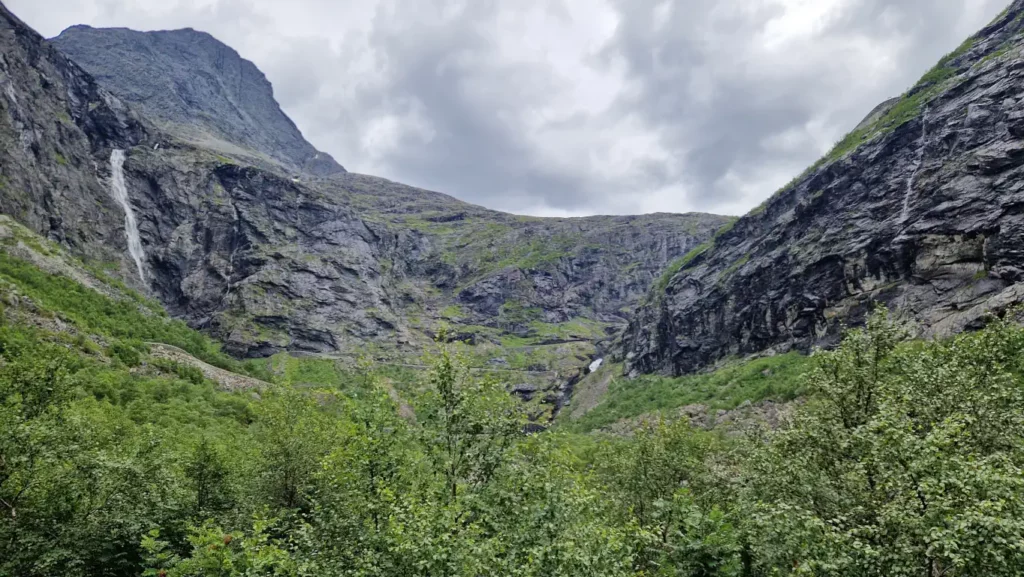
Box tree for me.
[747,309,1024,576]
[143,516,296,577]
[599,418,741,576]
[418,340,523,505]
[474,432,633,577]
[185,437,232,518]
[305,377,414,576]
[251,385,344,514]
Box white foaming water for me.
[589,358,604,373]
[900,109,929,224]
[110,150,146,282]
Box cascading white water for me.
[900,109,929,224]
[109,149,147,282]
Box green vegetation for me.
[719,254,750,280]
[441,304,465,319]
[498,301,543,327]
[270,353,344,388]
[528,317,606,341]
[822,37,974,167]
[566,352,812,433]
[4,237,1024,576]
[1,218,60,256]
[502,235,575,270]
[0,251,267,379]
[649,217,740,300]
[654,242,712,295]
[54,152,67,166]
[712,218,737,240]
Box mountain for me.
[52,25,346,176]
[621,1,1024,377]
[7,3,1024,574]
[0,3,730,421]
[23,0,1024,418]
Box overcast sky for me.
[8,0,1009,217]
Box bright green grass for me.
[272,354,344,388]
[565,352,813,433]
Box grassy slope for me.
[563,352,813,433]
[0,217,271,381]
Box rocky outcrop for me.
[52,25,345,176]
[327,172,731,330]
[114,143,729,358]
[448,213,731,326]
[110,142,429,356]
[623,2,1024,376]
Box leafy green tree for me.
[418,341,523,505]
[304,378,414,576]
[251,385,345,514]
[185,437,233,518]
[600,418,741,576]
[143,516,296,577]
[0,333,77,575]
[0,328,185,576]
[474,433,633,577]
[747,309,1024,576]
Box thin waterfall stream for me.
[109,149,147,282]
[900,108,929,224]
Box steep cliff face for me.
[117,145,414,356]
[0,1,145,270]
[52,25,346,176]
[0,1,403,355]
[623,2,1024,376]
[331,172,731,330]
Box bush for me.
[108,340,143,367]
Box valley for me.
[3,0,1024,574]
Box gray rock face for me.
[326,173,731,335]
[114,144,728,358]
[121,146,413,356]
[623,1,1024,376]
[51,25,345,177]
[1,0,729,366]
[0,1,145,271]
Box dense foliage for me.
[2,249,1024,576]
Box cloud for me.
[5,0,1009,216]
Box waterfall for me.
[109,149,147,282]
[899,109,929,224]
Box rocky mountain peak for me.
[51,24,345,177]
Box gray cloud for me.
[5,0,1009,216]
